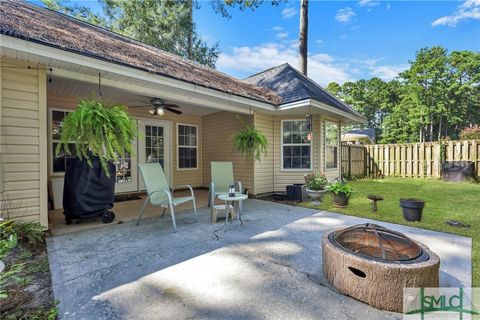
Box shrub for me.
[304,173,329,190]
[460,125,480,140]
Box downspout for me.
[273,114,276,193]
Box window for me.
[325,121,339,170]
[282,120,311,170]
[177,124,197,169]
[50,110,76,174]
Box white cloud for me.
[271,26,284,32]
[369,64,407,80]
[359,0,380,7]
[335,7,356,23]
[217,43,356,85]
[276,32,289,39]
[281,7,297,19]
[432,0,480,27]
[315,39,324,46]
[386,3,391,10]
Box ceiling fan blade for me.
[163,104,180,108]
[164,106,182,115]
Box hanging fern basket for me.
[233,120,268,161]
[56,98,138,177]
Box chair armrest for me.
[148,189,173,203]
[172,184,195,198]
[235,181,243,194]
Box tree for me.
[298,0,308,75]
[327,47,479,143]
[43,0,220,68]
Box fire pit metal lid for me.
[328,223,428,263]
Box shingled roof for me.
[244,63,363,118]
[0,0,281,105]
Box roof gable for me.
[0,1,281,105]
[244,63,363,118]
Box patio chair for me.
[208,161,243,212]
[136,163,196,232]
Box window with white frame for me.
[177,124,197,169]
[50,110,76,173]
[282,120,311,170]
[325,121,339,170]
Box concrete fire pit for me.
[323,223,440,313]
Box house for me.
[0,1,365,227]
[342,128,376,145]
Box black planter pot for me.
[333,192,349,208]
[400,198,425,222]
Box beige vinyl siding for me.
[202,111,254,194]
[253,112,274,194]
[0,57,48,226]
[47,94,203,188]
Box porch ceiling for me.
[48,76,229,116]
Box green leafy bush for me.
[233,120,268,161]
[328,181,353,197]
[304,173,329,190]
[56,98,138,176]
[14,221,46,247]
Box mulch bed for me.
[0,242,57,319]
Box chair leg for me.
[160,207,167,218]
[169,203,177,233]
[192,199,197,220]
[136,197,150,226]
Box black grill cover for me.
[63,157,115,219]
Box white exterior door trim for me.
[137,117,173,190]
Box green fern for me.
[233,119,268,161]
[56,98,137,177]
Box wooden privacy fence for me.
[341,145,366,178]
[341,140,480,178]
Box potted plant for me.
[233,118,268,160]
[400,199,425,222]
[304,173,329,200]
[57,98,137,224]
[329,181,353,208]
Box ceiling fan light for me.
[149,108,156,115]
[156,106,164,116]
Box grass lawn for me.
[301,178,480,287]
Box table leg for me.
[224,200,228,227]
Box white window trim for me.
[48,107,73,177]
[324,120,339,171]
[176,123,199,171]
[280,119,313,171]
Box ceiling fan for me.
[129,98,182,116]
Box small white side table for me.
[218,193,248,226]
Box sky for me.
[33,0,480,86]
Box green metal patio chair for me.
[136,163,196,232]
[208,161,243,211]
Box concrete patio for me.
[47,199,472,320]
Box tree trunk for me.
[430,116,433,142]
[187,0,193,60]
[298,0,308,75]
[438,116,443,141]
